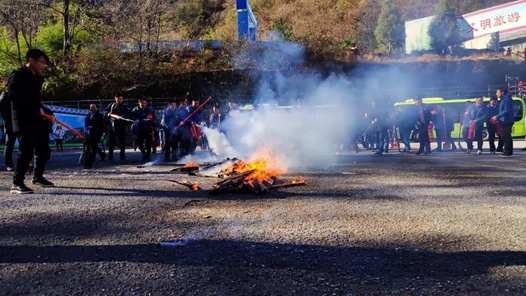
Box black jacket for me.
[103,102,129,130]
[131,106,155,132]
[86,111,105,135]
[415,105,432,127]
[7,66,44,133]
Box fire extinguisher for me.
[428,123,434,142]
[490,117,501,136]
[467,122,475,140]
[391,126,399,149]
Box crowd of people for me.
[345,88,515,157]
[0,49,244,194]
[0,49,520,194]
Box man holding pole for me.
[186,99,203,154]
[7,49,54,194]
[103,93,129,162]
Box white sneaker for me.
[477,150,482,155]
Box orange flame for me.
[191,183,199,191]
[224,146,287,182]
[292,176,305,184]
[184,160,199,168]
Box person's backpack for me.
[0,71,15,118]
[0,90,8,118]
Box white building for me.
[405,0,526,54]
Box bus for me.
[393,97,526,142]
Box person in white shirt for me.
[53,125,65,152]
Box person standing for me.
[462,97,487,154]
[0,85,15,171]
[53,125,64,151]
[209,106,221,129]
[86,103,106,162]
[103,93,128,162]
[413,97,432,155]
[130,98,155,162]
[8,49,54,193]
[396,106,414,152]
[491,88,514,157]
[186,99,203,154]
[486,97,500,154]
[161,99,180,162]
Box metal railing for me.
[46,84,509,110]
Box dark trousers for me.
[398,128,411,150]
[417,125,431,153]
[164,131,179,160]
[4,129,15,167]
[500,123,513,156]
[89,133,105,160]
[55,139,63,151]
[14,127,50,184]
[435,129,445,150]
[108,127,126,161]
[488,129,499,152]
[462,127,483,151]
[375,130,389,153]
[136,130,152,159]
[446,130,457,149]
[177,127,192,157]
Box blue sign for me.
[237,0,257,41]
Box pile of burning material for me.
[171,148,306,195]
[210,173,305,195]
[170,158,239,175]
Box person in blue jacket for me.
[395,105,415,152]
[485,97,501,154]
[161,100,179,161]
[491,88,515,157]
[462,97,487,154]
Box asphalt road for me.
[0,145,525,295]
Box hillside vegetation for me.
[0,0,516,100]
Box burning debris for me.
[171,179,200,191]
[170,148,305,194]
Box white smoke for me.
[189,37,422,168]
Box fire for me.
[184,160,199,168]
[191,183,199,191]
[223,146,287,182]
[292,176,305,184]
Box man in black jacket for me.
[86,103,106,162]
[7,49,54,194]
[0,85,15,171]
[103,93,128,162]
[414,97,432,155]
[131,98,155,162]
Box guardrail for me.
[46,84,510,111]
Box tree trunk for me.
[63,0,71,56]
[14,28,22,65]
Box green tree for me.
[374,0,405,53]
[271,18,293,41]
[428,0,462,54]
